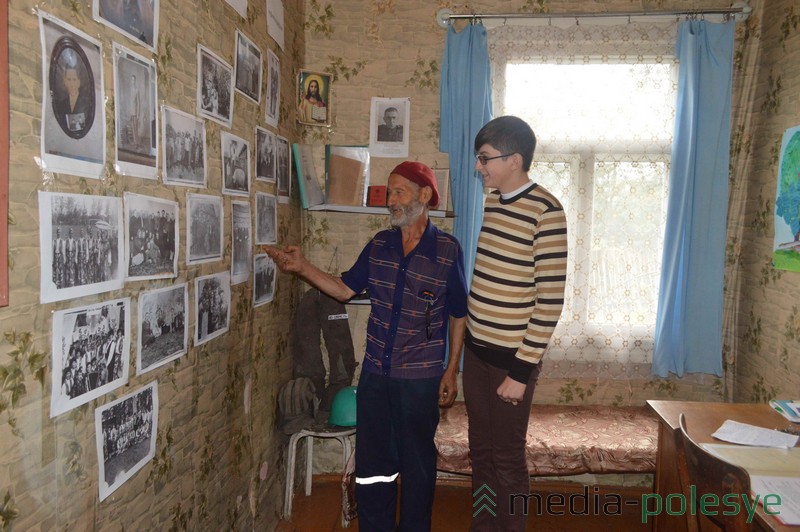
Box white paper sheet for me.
[712,420,800,448]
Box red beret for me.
[390,161,440,208]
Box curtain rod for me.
[436,2,751,27]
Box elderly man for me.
[266,161,467,532]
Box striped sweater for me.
[466,182,568,382]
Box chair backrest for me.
[678,413,753,532]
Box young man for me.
[266,161,468,532]
[465,116,568,531]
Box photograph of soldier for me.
[137,284,187,374]
[194,272,231,345]
[221,132,251,196]
[234,30,261,104]
[50,298,130,417]
[186,193,223,265]
[96,382,157,501]
[94,0,158,51]
[39,191,124,303]
[255,126,276,182]
[253,253,276,307]
[231,201,252,285]
[276,135,290,201]
[265,49,279,127]
[197,45,233,128]
[255,192,277,245]
[162,106,206,187]
[113,44,157,178]
[124,193,178,280]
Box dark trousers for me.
[463,347,540,532]
[355,371,441,532]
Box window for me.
[490,22,678,378]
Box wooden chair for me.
[678,413,753,532]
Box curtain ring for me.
[548,16,552,26]
[575,17,580,26]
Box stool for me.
[284,423,356,527]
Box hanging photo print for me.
[95,381,158,501]
[39,12,106,178]
[194,271,231,346]
[113,43,158,179]
[137,283,188,374]
[39,191,124,303]
[162,106,207,188]
[50,297,131,418]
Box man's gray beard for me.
[390,199,425,228]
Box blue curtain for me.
[440,23,493,286]
[652,20,734,377]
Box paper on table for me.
[750,475,800,525]
[712,420,800,448]
[702,444,800,475]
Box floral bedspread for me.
[435,403,659,476]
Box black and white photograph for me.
[95,381,158,502]
[39,12,106,179]
[113,43,157,179]
[276,134,291,203]
[231,201,252,285]
[94,0,158,52]
[194,271,231,346]
[137,283,188,374]
[255,126,276,183]
[255,192,277,245]
[39,191,124,303]
[162,106,207,187]
[197,45,234,128]
[234,30,262,105]
[50,297,131,418]
[369,96,410,158]
[264,48,280,128]
[186,193,223,265]
[253,253,275,307]
[124,192,178,280]
[221,132,251,197]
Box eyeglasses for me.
[475,153,514,165]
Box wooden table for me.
[647,400,799,531]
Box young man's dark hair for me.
[473,115,537,172]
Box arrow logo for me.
[472,483,497,517]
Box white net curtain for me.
[488,21,678,379]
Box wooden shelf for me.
[307,204,449,218]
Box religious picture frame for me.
[296,70,330,127]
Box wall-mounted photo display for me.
[221,131,251,197]
[136,283,188,374]
[197,44,234,128]
[39,191,124,303]
[50,297,131,418]
[255,192,277,245]
[39,12,106,179]
[95,381,157,502]
[296,70,330,127]
[369,96,411,158]
[253,253,275,307]
[255,126,276,183]
[186,193,223,265]
[124,192,178,280]
[93,0,159,52]
[276,134,291,203]
[162,106,207,188]
[234,30,262,105]
[264,48,280,128]
[194,271,231,346]
[113,43,157,179]
[231,200,252,285]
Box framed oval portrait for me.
[49,36,96,139]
